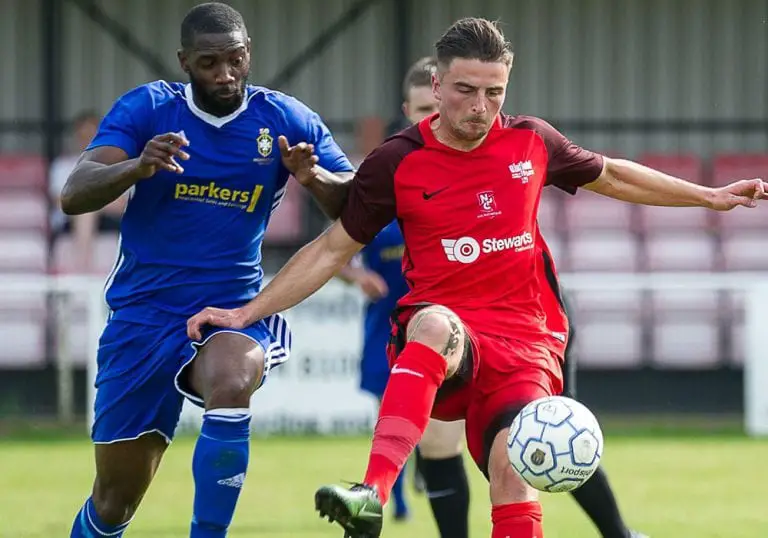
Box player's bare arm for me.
[278,135,354,219]
[304,166,355,220]
[61,132,190,215]
[187,220,363,340]
[584,157,768,210]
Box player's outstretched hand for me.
[187,306,249,341]
[135,132,190,179]
[355,271,389,301]
[710,178,768,210]
[278,135,319,185]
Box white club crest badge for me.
[257,128,274,158]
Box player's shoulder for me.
[368,123,425,165]
[351,124,423,180]
[501,113,560,137]
[500,113,568,151]
[114,80,186,111]
[246,85,317,121]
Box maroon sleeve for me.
[339,132,421,244]
[511,116,604,195]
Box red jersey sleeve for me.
[509,116,604,194]
[339,129,422,244]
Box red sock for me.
[363,342,447,504]
[491,502,544,538]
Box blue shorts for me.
[359,351,390,399]
[91,309,291,444]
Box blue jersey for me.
[359,220,408,395]
[89,81,353,321]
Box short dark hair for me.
[402,56,437,100]
[434,18,513,69]
[180,2,247,49]
[73,110,100,129]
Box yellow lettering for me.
[220,188,231,201]
[246,185,263,213]
[231,190,241,202]
[238,191,249,203]
[174,184,188,198]
[208,182,220,199]
[200,185,209,197]
[188,185,200,196]
[380,245,405,261]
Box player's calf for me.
[316,306,470,536]
[186,332,265,538]
[70,434,167,538]
[488,427,544,537]
[362,305,468,503]
[418,419,470,538]
[419,418,464,460]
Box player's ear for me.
[431,72,441,101]
[245,37,252,56]
[177,49,189,73]
[402,101,409,118]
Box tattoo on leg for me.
[440,317,461,357]
[406,309,430,342]
[406,307,464,359]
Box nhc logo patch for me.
[476,190,502,219]
[477,191,497,212]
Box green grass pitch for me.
[2,433,767,537]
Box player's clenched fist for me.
[135,132,191,178]
[187,306,250,341]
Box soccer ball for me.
[506,395,603,493]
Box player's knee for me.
[406,306,464,374]
[487,427,538,505]
[204,375,255,408]
[193,333,265,408]
[408,312,451,349]
[92,481,141,526]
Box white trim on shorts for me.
[92,428,172,446]
[174,313,292,406]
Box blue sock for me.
[70,496,131,537]
[190,408,251,538]
[392,462,409,517]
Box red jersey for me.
[339,113,603,359]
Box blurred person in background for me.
[49,111,126,272]
[62,3,355,538]
[550,279,647,538]
[337,56,473,534]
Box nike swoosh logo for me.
[422,186,449,200]
[426,488,457,499]
[390,365,424,378]
[358,502,382,519]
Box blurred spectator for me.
[49,111,125,272]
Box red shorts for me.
[387,307,564,474]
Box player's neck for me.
[431,117,488,152]
[192,91,244,118]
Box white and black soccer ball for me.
[506,395,603,493]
